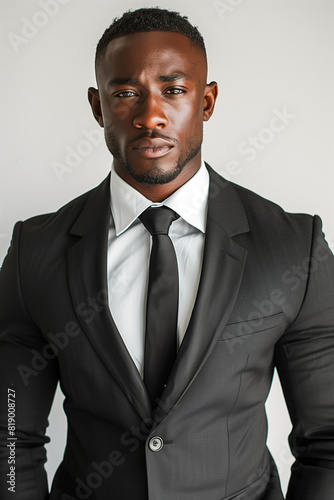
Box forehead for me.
[98,31,206,82]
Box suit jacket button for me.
[148,436,163,452]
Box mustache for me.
[128,132,177,146]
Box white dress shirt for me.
[107,161,209,376]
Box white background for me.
[1,0,333,495]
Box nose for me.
[133,95,169,129]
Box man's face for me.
[89,31,217,190]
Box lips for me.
[131,137,175,159]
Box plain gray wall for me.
[1,0,334,495]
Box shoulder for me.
[12,175,110,254]
[210,170,331,280]
[19,175,110,235]
[209,165,315,236]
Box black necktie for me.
[139,206,180,405]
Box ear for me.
[88,87,104,127]
[203,81,218,122]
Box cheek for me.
[174,104,203,141]
[112,100,134,122]
[173,97,204,129]
[101,97,134,129]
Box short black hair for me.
[95,7,207,72]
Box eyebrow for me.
[108,73,191,86]
[108,78,139,86]
[158,73,191,82]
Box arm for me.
[0,223,59,500]
[275,216,334,499]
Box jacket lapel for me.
[156,165,250,420]
[66,166,250,423]
[67,175,152,421]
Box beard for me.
[105,130,202,185]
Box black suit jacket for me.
[1,165,334,500]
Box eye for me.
[164,88,186,95]
[115,90,138,98]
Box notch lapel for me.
[67,175,152,421]
[156,166,250,419]
[65,166,250,424]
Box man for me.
[0,7,333,500]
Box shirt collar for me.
[110,160,209,236]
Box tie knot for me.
[139,206,179,236]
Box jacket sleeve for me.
[0,222,59,500]
[274,215,334,499]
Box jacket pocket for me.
[220,312,283,342]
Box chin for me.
[129,165,183,185]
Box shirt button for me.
[148,436,164,452]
